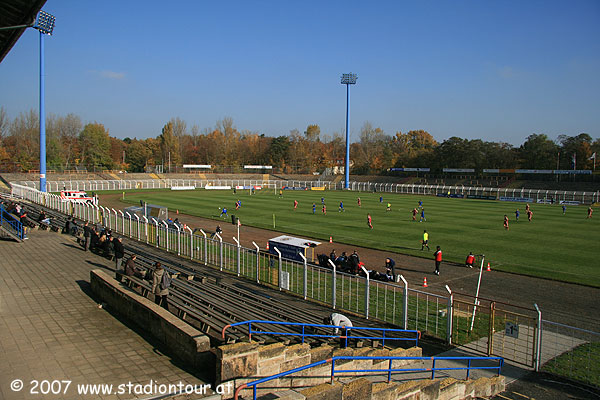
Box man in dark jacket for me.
[112,237,125,275]
[83,221,92,251]
[385,258,396,281]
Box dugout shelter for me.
[268,235,321,263]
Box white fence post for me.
[162,221,169,252]
[274,247,282,291]
[299,253,307,300]
[186,226,193,260]
[446,285,453,345]
[400,275,408,329]
[328,259,336,309]
[534,303,542,371]
[215,233,223,271]
[233,237,241,276]
[252,241,260,284]
[200,229,207,264]
[361,265,370,319]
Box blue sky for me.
[1,0,598,145]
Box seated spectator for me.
[125,254,145,279]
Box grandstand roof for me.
[0,0,47,63]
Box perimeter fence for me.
[10,178,600,204]
[9,183,600,387]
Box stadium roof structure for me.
[0,0,47,63]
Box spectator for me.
[63,217,72,234]
[113,237,125,274]
[323,313,353,348]
[210,225,222,239]
[385,258,396,281]
[349,251,360,274]
[151,262,170,308]
[83,221,92,251]
[125,254,145,278]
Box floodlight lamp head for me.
[34,11,56,35]
[340,73,357,85]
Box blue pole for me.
[39,31,47,192]
[344,83,350,189]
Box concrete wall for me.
[90,269,211,371]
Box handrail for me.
[235,355,504,399]
[222,319,420,348]
[0,204,25,239]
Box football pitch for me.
[112,188,599,287]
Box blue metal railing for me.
[234,355,504,399]
[0,204,25,240]
[222,320,420,348]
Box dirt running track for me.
[102,193,600,330]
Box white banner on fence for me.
[171,186,195,191]
[205,185,231,190]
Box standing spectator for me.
[367,214,373,229]
[421,230,430,250]
[63,217,72,234]
[385,258,396,281]
[433,246,442,275]
[151,262,170,308]
[113,237,125,274]
[349,251,360,274]
[465,252,475,268]
[83,221,92,251]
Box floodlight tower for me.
[34,11,56,192]
[341,73,357,189]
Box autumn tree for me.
[79,123,113,168]
[159,121,181,171]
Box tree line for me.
[0,107,597,174]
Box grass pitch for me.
[112,188,599,287]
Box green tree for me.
[267,136,290,167]
[159,121,181,171]
[304,124,321,142]
[519,134,559,169]
[558,133,593,170]
[125,139,152,172]
[79,123,113,168]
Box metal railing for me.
[0,203,25,240]
[234,355,504,399]
[221,320,420,347]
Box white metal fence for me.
[12,178,599,204]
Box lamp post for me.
[340,73,357,189]
[34,11,56,192]
[0,10,55,192]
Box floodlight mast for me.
[340,73,357,189]
[33,11,56,192]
